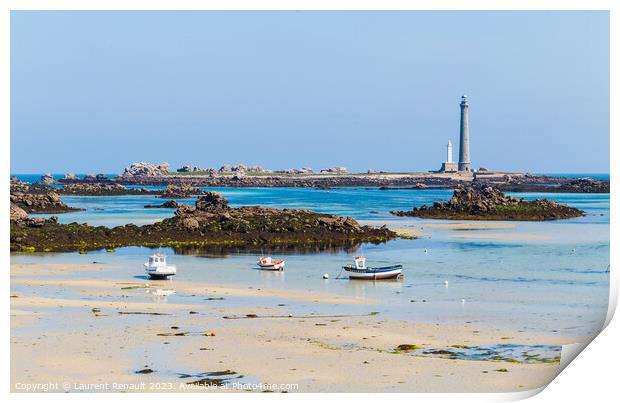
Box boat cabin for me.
[148,253,167,266]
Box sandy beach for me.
[10,261,581,393]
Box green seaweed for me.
[395,344,422,352]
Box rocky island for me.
[53,161,610,193]
[10,180,82,214]
[10,192,397,252]
[391,185,584,221]
[159,184,208,198]
[59,183,153,196]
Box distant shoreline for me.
[11,170,610,193]
[10,172,611,182]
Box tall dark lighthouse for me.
[458,95,471,172]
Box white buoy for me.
[444,280,449,287]
[323,273,329,279]
[461,299,466,304]
[288,313,293,317]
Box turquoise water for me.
[13,186,610,339]
[534,173,610,181]
[12,172,610,184]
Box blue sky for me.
[11,11,609,174]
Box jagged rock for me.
[195,192,229,211]
[344,216,360,229]
[10,178,31,193]
[247,165,271,173]
[175,204,197,216]
[10,202,29,221]
[144,200,181,209]
[277,167,313,175]
[181,217,200,230]
[217,164,249,173]
[160,184,205,199]
[38,174,55,186]
[320,167,348,174]
[63,173,78,180]
[391,184,584,221]
[10,202,57,227]
[12,193,397,252]
[61,183,130,195]
[10,191,81,214]
[122,162,170,177]
[557,178,610,193]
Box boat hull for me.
[344,264,403,280]
[147,272,175,280]
[144,264,176,279]
[257,259,285,271]
[257,263,285,271]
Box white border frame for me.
[2,1,616,402]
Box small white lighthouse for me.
[439,139,458,173]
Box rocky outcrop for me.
[194,192,229,210]
[144,200,182,209]
[165,192,376,236]
[556,178,609,193]
[59,183,152,196]
[177,165,196,172]
[276,167,313,175]
[10,191,82,214]
[160,184,207,198]
[391,184,584,221]
[10,202,29,221]
[320,167,348,174]
[38,174,55,186]
[121,162,170,177]
[56,166,610,193]
[217,164,248,174]
[111,175,462,189]
[11,192,397,252]
[477,176,610,193]
[10,178,31,193]
[247,165,272,173]
[10,202,57,228]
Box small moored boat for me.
[343,256,403,280]
[144,253,177,279]
[257,257,285,271]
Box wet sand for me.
[392,227,429,238]
[10,261,580,393]
[449,232,552,241]
[422,222,518,231]
[368,220,549,242]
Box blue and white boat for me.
[144,253,177,279]
[342,256,403,280]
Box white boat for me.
[342,256,403,280]
[257,256,285,271]
[143,253,176,279]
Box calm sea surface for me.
[11,175,610,338]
